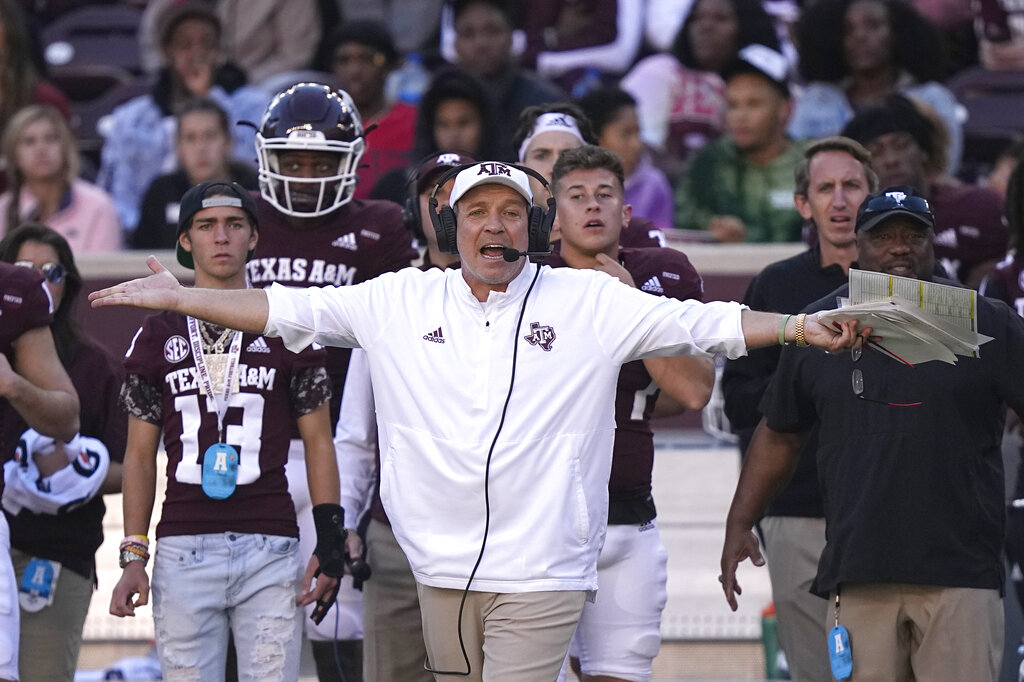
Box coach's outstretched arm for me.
[739,309,868,353]
[89,256,270,333]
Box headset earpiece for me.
[403,195,423,241]
[528,195,556,254]
[429,195,460,255]
[429,163,475,255]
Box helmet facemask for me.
[255,83,367,218]
[257,132,365,217]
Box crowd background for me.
[10,0,1024,680]
[1,0,1019,266]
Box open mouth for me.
[584,219,604,230]
[480,244,507,259]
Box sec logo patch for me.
[164,335,190,363]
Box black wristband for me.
[312,503,347,579]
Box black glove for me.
[312,503,347,578]
[310,579,340,625]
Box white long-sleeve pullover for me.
[266,263,747,592]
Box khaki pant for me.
[11,548,93,682]
[417,584,586,682]
[827,582,1002,682]
[760,515,830,682]
[363,519,432,682]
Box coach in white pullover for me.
[91,161,869,682]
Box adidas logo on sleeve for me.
[640,276,664,294]
[422,327,445,344]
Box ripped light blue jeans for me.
[151,532,302,682]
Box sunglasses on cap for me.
[15,260,66,284]
[861,192,931,216]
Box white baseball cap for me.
[449,162,534,207]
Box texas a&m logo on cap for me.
[478,162,512,177]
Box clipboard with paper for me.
[816,269,993,365]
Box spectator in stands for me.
[140,0,323,86]
[577,85,675,231]
[324,19,416,200]
[981,161,1024,313]
[133,98,258,251]
[676,44,803,242]
[975,0,1024,70]
[788,0,963,175]
[338,0,445,55]
[99,1,267,234]
[450,0,564,161]
[518,0,644,89]
[986,138,1024,197]
[0,105,120,252]
[0,0,69,139]
[620,0,780,178]
[371,67,497,204]
[0,223,125,682]
[843,93,1007,288]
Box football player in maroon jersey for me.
[338,152,473,682]
[547,145,714,682]
[109,182,344,681]
[0,261,78,682]
[250,82,418,679]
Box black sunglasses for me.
[15,260,66,285]
[862,192,931,216]
[851,346,922,407]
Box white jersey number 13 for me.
[173,393,265,485]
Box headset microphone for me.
[502,248,551,262]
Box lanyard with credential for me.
[187,316,243,499]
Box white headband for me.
[517,112,585,162]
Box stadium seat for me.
[41,5,144,75]
[948,66,1024,181]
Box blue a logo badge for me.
[523,321,556,351]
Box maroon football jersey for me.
[0,264,54,471]
[124,312,328,538]
[983,254,1024,317]
[930,181,1008,287]
[247,195,417,429]
[546,247,704,497]
[246,196,416,289]
[0,263,52,359]
[620,216,666,249]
